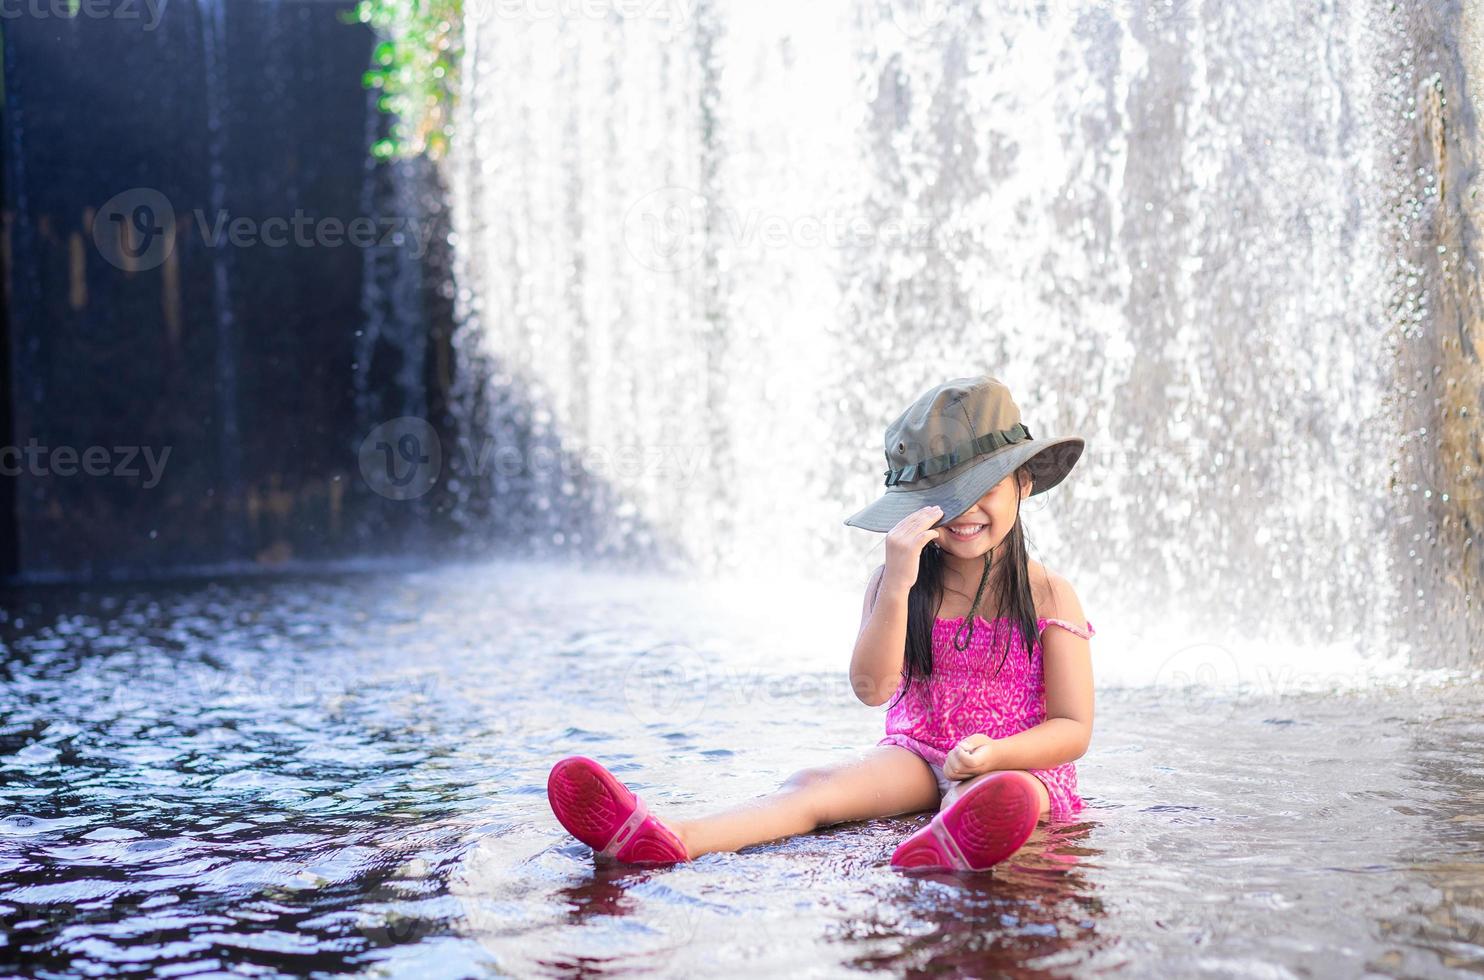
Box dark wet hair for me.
[885,465,1039,712]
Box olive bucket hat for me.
[843,376,1085,532]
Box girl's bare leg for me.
[670,745,940,859]
[939,769,1051,818]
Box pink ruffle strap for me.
[1039,617,1095,640]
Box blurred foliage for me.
[341,0,462,161]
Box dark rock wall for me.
[0,1,454,582]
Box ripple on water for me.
[0,565,1481,977]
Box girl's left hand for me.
[942,733,996,780]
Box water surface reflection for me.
[1,562,1480,976]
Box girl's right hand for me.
[881,505,942,596]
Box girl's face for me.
[935,469,1031,561]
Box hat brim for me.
[842,436,1085,533]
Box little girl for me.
[547,376,1095,872]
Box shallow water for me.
[2,561,1482,977]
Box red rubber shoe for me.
[547,755,690,865]
[890,770,1040,872]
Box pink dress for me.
[877,614,1096,821]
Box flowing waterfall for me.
[446,0,1476,664]
[199,0,244,555]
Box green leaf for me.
[346,0,463,160]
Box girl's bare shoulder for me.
[1029,561,1089,628]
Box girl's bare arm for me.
[848,504,943,706]
[849,563,910,706]
[981,574,1094,770]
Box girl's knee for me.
[1026,773,1052,816]
[777,768,843,828]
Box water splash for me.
[444,0,1475,661]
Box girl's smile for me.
[943,522,987,542]
[933,471,1033,580]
